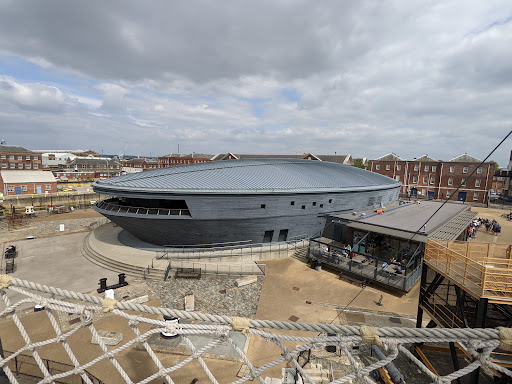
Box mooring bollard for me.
[98,278,108,292]
[118,273,126,285]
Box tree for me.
[488,160,500,171]
[353,158,367,170]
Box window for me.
[424,165,429,172]
[423,176,428,184]
[17,163,23,169]
[395,175,400,182]
[375,164,380,170]
[33,156,38,160]
[9,155,14,160]
[432,166,437,172]
[45,184,52,190]
[463,167,468,173]
[430,177,435,184]
[82,164,85,168]
[396,164,401,170]
[448,178,453,186]
[450,166,455,173]
[421,188,426,196]
[386,164,390,170]
[477,167,482,174]
[290,201,295,206]
[21,185,27,191]
[1,163,6,168]
[320,204,323,208]
[446,190,451,198]
[301,205,305,209]
[0,155,5,159]
[473,192,479,201]
[17,155,22,160]
[462,179,466,186]
[475,179,481,187]
[26,156,30,160]
[263,230,274,243]
[26,163,31,169]
[7,186,14,192]
[328,199,332,203]
[312,202,316,206]
[97,164,100,168]
[34,164,38,169]
[414,165,418,171]
[10,163,15,169]
[413,176,418,183]
[260,204,266,209]
[278,229,289,242]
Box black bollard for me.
[325,333,336,353]
[118,273,126,285]
[98,278,108,293]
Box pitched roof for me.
[414,155,438,162]
[448,154,482,163]
[0,171,56,183]
[0,145,33,153]
[374,153,405,161]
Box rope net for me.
[0,276,511,384]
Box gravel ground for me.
[0,216,106,243]
[147,275,263,318]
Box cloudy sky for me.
[0,1,511,165]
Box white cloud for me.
[0,76,67,112]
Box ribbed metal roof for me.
[93,159,399,195]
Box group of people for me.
[4,245,16,259]
[468,218,501,238]
[319,244,352,264]
[382,258,408,275]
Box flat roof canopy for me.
[332,201,476,242]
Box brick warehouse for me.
[0,144,43,171]
[0,170,57,196]
[368,153,494,204]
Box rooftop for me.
[335,200,474,242]
[0,170,56,183]
[0,145,33,153]
[93,158,399,195]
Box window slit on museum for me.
[263,230,274,243]
[261,204,266,209]
[278,229,288,242]
[290,201,295,206]
[301,205,306,209]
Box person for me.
[381,262,389,271]
[4,245,16,259]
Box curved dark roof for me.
[93,159,399,195]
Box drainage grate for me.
[292,287,300,291]
[219,289,226,294]
[288,315,299,322]
[389,317,402,324]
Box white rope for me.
[1,277,511,384]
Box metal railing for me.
[308,239,422,291]
[156,235,310,261]
[96,199,191,217]
[2,350,104,384]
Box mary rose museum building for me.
[92,159,400,246]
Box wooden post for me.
[481,267,487,297]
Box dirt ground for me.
[30,208,103,222]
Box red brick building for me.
[0,144,42,171]
[54,157,122,181]
[0,170,57,195]
[369,153,494,204]
[121,157,159,171]
[158,153,213,168]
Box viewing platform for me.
[425,240,512,303]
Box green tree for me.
[353,158,367,170]
[488,160,500,171]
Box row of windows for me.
[261,199,334,210]
[407,175,483,187]
[68,164,120,169]
[163,159,208,164]
[0,155,39,160]
[1,163,39,169]
[6,184,52,192]
[263,229,289,243]
[375,163,483,174]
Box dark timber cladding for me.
[92,159,401,246]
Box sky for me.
[0,1,511,166]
